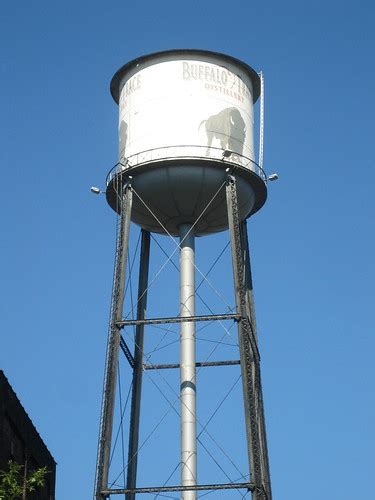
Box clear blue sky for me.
[1,1,374,499]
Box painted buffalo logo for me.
[199,107,246,155]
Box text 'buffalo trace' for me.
[182,62,251,100]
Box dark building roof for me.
[0,370,56,499]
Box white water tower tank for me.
[106,49,267,235]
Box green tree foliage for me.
[0,461,47,500]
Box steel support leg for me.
[94,180,133,499]
[226,174,272,500]
[241,221,272,500]
[126,230,151,499]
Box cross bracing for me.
[94,174,272,500]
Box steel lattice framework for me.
[94,173,272,500]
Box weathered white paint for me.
[117,54,256,165]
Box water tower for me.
[94,49,273,500]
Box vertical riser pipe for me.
[179,224,197,500]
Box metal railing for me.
[106,145,267,186]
